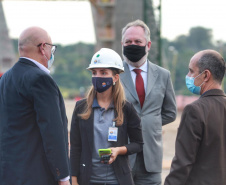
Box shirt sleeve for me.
[70,101,82,176]
[161,72,177,125]
[60,176,70,181]
[125,102,143,154]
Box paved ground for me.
[161,113,181,183]
[64,99,181,184]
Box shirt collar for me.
[92,98,100,108]
[92,97,114,109]
[201,89,226,98]
[20,57,50,74]
[128,60,148,72]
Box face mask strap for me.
[194,70,205,79]
[44,54,49,62]
[194,70,206,87]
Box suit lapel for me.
[84,110,94,152]
[145,61,158,99]
[120,62,139,102]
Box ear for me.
[147,41,151,51]
[113,73,119,83]
[38,43,45,55]
[204,70,211,82]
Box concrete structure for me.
[91,0,159,64]
[0,0,159,75]
[0,1,16,76]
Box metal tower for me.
[0,0,16,77]
[0,0,159,68]
[90,0,159,64]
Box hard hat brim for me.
[87,64,124,72]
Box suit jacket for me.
[120,61,177,172]
[164,89,226,185]
[0,58,70,185]
[70,99,143,185]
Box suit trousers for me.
[132,152,161,185]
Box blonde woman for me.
[70,48,143,185]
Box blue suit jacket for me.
[0,58,70,185]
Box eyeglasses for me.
[37,43,57,54]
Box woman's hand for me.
[108,147,119,164]
[108,146,127,164]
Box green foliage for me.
[162,26,224,95]
[187,27,214,51]
[11,26,226,97]
[52,42,94,93]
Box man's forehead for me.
[189,53,202,68]
[189,60,196,69]
[124,27,145,41]
[125,26,144,35]
[192,52,203,62]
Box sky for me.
[2,0,226,45]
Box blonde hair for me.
[121,19,151,43]
[79,69,126,126]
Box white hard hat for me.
[87,48,124,72]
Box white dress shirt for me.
[127,60,148,92]
[21,57,50,74]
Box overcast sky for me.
[2,0,226,45]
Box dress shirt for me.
[90,98,118,184]
[128,60,148,92]
[20,57,50,74]
[20,57,69,182]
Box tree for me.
[162,26,217,95]
[187,27,214,51]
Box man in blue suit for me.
[0,27,70,185]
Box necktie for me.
[133,69,145,108]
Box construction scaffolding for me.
[91,0,160,64]
[0,1,16,76]
[0,0,160,75]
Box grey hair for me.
[121,19,151,43]
[197,50,226,84]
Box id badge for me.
[108,127,118,142]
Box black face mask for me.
[123,45,146,62]
[92,77,113,93]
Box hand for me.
[108,147,119,164]
[58,180,70,185]
[72,176,79,185]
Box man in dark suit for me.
[0,27,70,185]
[120,20,177,185]
[164,50,226,185]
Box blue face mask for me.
[92,77,113,93]
[48,53,54,69]
[185,71,205,95]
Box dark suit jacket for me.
[70,99,143,185]
[165,89,226,185]
[0,58,70,185]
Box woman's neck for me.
[96,88,113,109]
